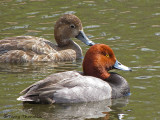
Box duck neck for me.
[55,37,71,47]
[83,64,111,80]
[56,39,83,59]
[97,70,111,80]
[68,40,83,59]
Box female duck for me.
[0,14,95,63]
[17,44,131,104]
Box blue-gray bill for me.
[76,30,95,46]
[113,60,132,71]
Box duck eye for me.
[70,24,75,28]
[106,54,109,57]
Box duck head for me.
[54,14,95,47]
[83,44,131,79]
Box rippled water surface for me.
[0,0,160,120]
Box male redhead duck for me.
[0,14,95,63]
[17,44,132,104]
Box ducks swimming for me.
[17,44,131,104]
[0,14,95,63]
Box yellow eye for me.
[106,54,109,57]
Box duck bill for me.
[76,30,95,46]
[113,60,132,71]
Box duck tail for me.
[17,96,33,102]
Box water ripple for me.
[155,32,160,36]
[133,86,146,89]
[154,75,160,78]
[83,25,100,29]
[64,11,76,14]
[152,13,160,16]
[2,25,29,31]
[107,36,120,41]
[132,55,140,59]
[60,7,69,9]
[146,68,157,71]
[41,14,59,19]
[134,76,152,80]
[141,48,155,52]
[132,66,160,69]
[26,12,39,15]
[36,27,53,30]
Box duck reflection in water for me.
[22,97,129,120]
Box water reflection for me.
[22,97,129,120]
[0,60,82,74]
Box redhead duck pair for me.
[0,14,95,63]
[17,44,131,104]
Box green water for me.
[0,0,160,120]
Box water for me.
[0,0,160,119]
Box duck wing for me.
[0,36,58,62]
[17,71,81,103]
[17,71,112,104]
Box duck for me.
[0,14,95,63]
[17,44,132,104]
